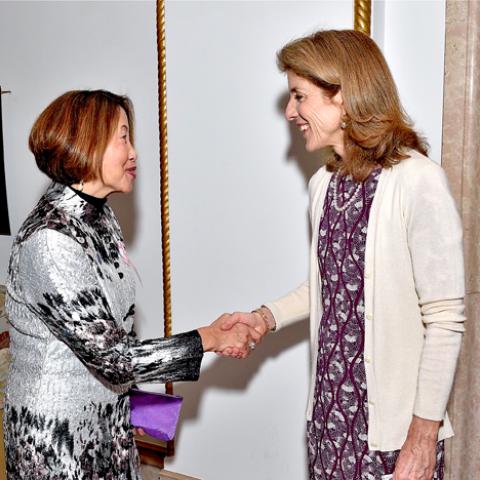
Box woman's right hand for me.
[223,309,273,338]
[217,308,275,356]
[197,314,254,359]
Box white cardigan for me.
[265,150,465,452]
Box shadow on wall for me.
[277,92,331,187]
[174,318,309,438]
[109,189,138,248]
[109,189,147,331]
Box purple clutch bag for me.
[130,388,183,441]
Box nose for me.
[129,144,137,163]
[284,97,297,121]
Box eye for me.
[294,93,304,102]
[121,134,128,143]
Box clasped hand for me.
[198,311,270,359]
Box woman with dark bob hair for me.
[4,90,252,479]
[222,30,465,479]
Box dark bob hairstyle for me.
[29,90,134,185]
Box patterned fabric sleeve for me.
[18,229,203,388]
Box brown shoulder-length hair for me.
[29,90,134,185]
[277,29,428,181]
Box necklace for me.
[332,172,362,212]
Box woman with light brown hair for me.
[222,30,465,479]
[4,89,253,479]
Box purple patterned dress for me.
[307,169,444,480]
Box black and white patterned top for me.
[4,182,204,480]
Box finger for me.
[240,343,252,356]
[235,322,261,338]
[242,334,256,353]
[220,350,238,358]
[236,348,248,359]
[220,317,236,330]
[229,313,259,330]
[249,328,263,343]
[234,337,252,353]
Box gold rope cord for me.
[354,0,372,36]
[157,0,173,395]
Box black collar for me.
[69,186,107,210]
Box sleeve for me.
[405,162,466,420]
[19,229,204,388]
[264,281,310,330]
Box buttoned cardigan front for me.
[265,150,465,452]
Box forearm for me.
[264,280,309,330]
[131,330,203,384]
[414,299,465,420]
[405,162,465,420]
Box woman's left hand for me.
[392,416,440,480]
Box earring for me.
[340,121,347,130]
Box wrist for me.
[197,327,215,352]
[252,306,276,332]
[409,415,441,441]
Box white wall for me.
[0,1,445,479]
[373,0,446,163]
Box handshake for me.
[197,307,276,359]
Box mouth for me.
[297,123,309,135]
[126,167,137,180]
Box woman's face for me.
[285,70,345,157]
[100,108,137,195]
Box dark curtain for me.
[0,86,11,236]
